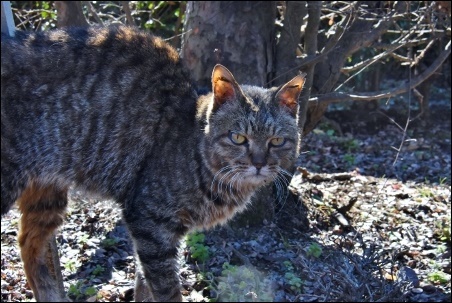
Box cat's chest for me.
[178,195,249,230]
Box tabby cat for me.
[1,25,305,302]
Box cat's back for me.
[1,25,197,137]
[1,25,179,70]
[1,25,198,198]
[1,25,193,104]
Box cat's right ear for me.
[211,64,241,111]
[275,73,306,117]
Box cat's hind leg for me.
[17,182,69,302]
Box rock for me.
[398,266,420,288]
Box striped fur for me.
[1,25,304,301]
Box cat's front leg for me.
[133,262,186,302]
[124,214,185,302]
[134,266,153,302]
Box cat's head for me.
[200,64,305,192]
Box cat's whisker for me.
[273,168,291,210]
[218,171,233,200]
[273,175,285,204]
[216,166,237,188]
[211,164,245,202]
[219,166,239,192]
[276,167,292,183]
[226,170,238,199]
[229,171,244,204]
[277,167,294,179]
[210,165,235,200]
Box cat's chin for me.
[245,175,272,187]
[241,167,274,186]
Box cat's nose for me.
[253,162,264,169]
[251,153,266,169]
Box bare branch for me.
[373,38,431,49]
[411,38,437,67]
[311,40,451,104]
[341,43,404,74]
[273,1,358,83]
[341,28,429,74]
[386,29,447,35]
[121,1,134,26]
[288,8,352,72]
[169,1,186,48]
[299,1,321,134]
[388,52,412,62]
[86,1,104,25]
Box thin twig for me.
[337,43,406,90]
[86,1,104,25]
[121,1,134,26]
[374,110,405,132]
[393,4,415,167]
[411,38,437,67]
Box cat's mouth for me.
[242,166,274,184]
[212,164,279,190]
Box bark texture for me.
[181,1,277,87]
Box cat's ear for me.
[211,64,242,111]
[276,73,306,116]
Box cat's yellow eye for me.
[270,137,286,147]
[229,132,247,145]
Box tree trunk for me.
[181,1,276,88]
[54,1,88,28]
[274,1,307,85]
[299,1,321,137]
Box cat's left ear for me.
[211,64,243,111]
[276,73,306,117]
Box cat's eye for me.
[229,132,247,145]
[269,137,286,147]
